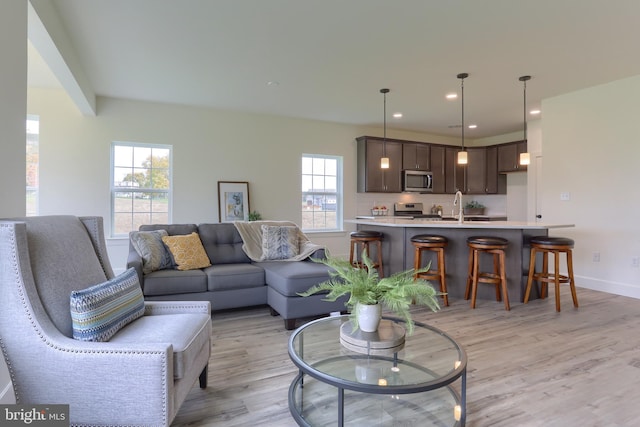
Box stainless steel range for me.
[393,202,441,219]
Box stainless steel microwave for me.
[402,170,433,192]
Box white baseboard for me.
[576,275,640,300]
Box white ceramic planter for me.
[356,303,382,332]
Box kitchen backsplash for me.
[356,193,508,217]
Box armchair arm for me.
[144,300,211,316]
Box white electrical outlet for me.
[560,192,571,201]
[592,252,600,262]
[632,257,640,268]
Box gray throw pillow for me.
[261,225,299,260]
[130,229,173,274]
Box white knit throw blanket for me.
[233,220,324,262]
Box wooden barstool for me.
[465,236,510,310]
[349,230,384,277]
[524,236,578,312]
[411,234,449,306]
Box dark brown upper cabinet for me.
[357,136,403,193]
[356,136,517,194]
[402,143,430,171]
[498,140,528,173]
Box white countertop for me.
[347,217,574,229]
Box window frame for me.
[110,141,173,237]
[301,153,343,233]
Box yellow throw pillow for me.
[162,232,211,271]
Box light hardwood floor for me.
[172,288,640,427]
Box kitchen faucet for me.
[453,190,464,223]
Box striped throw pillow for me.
[70,268,145,342]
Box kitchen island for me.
[347,218,574,304]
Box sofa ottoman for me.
[260,260,348,330]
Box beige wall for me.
[0,0,27,217]
[0,0,24,404]
[27,88,459,269]
[542,75,640,297]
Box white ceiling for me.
[27,0,640,138]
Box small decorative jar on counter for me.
[371,206,388,216]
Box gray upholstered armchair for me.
[0,216,211,426]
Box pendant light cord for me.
[523,79,527,141]
[461,77,465,150]
[457,73,468,151]
[383,90,386,157]
[381,88,389,157]
[519,75,531,142]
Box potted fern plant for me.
[298,252,442,334]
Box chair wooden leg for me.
[493,253,502,302]
[465,248,474,300]
[349,240,356,267]
[567,249,579,308]
[413,247,421,279]
[541,252,549,299]
[524,247,537,303]
[438,248,449,306]
[554,250,561,312]
[499,251,510,311]
[375,240,384,278]
[470,250,479,309]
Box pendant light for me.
[457,73,469,165]
[380,88,390,169]
[519,75,531,166]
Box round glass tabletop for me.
[288,315,467,394]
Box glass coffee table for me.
[288,315,467,426]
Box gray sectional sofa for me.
[127,222,347,329]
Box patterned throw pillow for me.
[162,232,212,271]
[70,268,145,342]
[261,225,299,260]
[130,229,173,274]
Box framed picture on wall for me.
[218,181,250,223]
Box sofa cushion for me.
[142,269,208,296]
[130,229,173,274]
[261,225,299,260]
[70,268,145,342]
[197,223,251,264]
[204,263,265,291]
[110,312,211,380]
[259,261,332,297]
[162,232,212,271]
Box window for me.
[111,142,172,237]
[26,115,40,216]
[301,154,342,231]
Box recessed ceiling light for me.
[530,109,541,115]
[468,124,477,129]
[446,93,458,100]
[393,112,403,118]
